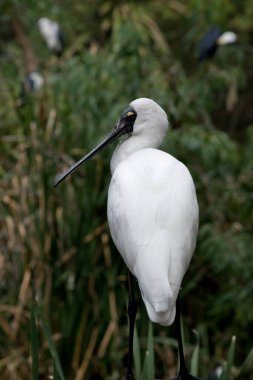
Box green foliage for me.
[0,0,253,379]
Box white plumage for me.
[24,71,44,92]
[217,31,237,46]
[38,17,64,56]
[108,98,198,326]
[55,97,199,328]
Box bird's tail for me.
[144,296,176,326]
[135,263,177,326]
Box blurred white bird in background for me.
[18,71,44,107]
[38,17,65,57]
[23,71,44,92]
[55,98,199,379]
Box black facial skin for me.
[112,106,137,138]
[54,106,137,187]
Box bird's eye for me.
[127,111,135,117]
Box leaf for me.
[133,325,142,380]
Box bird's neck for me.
[110,133,161,174]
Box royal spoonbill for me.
[38,17,64,57]
[198,26,237,61]
[55,98,199,379]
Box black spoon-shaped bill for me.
[55,127,118,186]
[54,106,137,187]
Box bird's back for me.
[198,26,221,61]
[108,148,198,326]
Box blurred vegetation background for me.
[0,0,253,379]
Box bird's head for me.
[129,97,168,145]
[55,98,168,186]
[217,31,237,45]
[37,17,51,31]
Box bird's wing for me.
[198,26,221,61]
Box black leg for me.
[175,295,188,378]
[171,296,200,380]
[126,270,137,380]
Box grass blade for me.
[53,359,60,380]
[190,343,199,376]
[39,311,65,380]
[220,335,236,380]
[141,322,155,380]
[133,325,142,380]
[30,308,39,380]
[190,330,199,376]
[146,321,154,380]
[236,347,253,377]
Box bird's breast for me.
[107,148,198,267]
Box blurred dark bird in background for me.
[37,17,65,57]
[198,26,237,61]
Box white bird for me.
[19,71,44,107]
[38,17,64,57]
[23,71,44,92]
[55,98,199,379]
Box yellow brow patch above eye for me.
[127,111,134,117]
